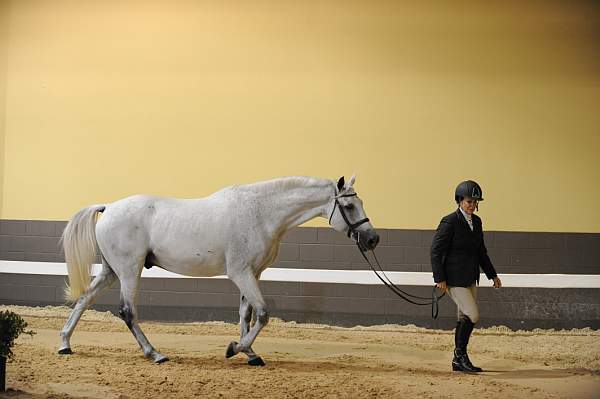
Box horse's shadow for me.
[172,355,453,377]
[0,388,59,399]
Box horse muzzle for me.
[353,229,380,251]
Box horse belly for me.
[152,250,226,278]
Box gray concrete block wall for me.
[0,220,67,263]
[1,220,599,275]
[1,272,599,329]
[279,227,600,275]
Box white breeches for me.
[448,284,480,323]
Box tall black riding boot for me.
[451,316,482,372]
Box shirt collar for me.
[459,207,472,221]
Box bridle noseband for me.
[328,192,370,240]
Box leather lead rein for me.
[357,244,445,319]
[329,189,444,319]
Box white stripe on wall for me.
[0,260,598,289]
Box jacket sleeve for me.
[478,233,498,280]
[430,217,453,283]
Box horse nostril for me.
[368,235,380,248]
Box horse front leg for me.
[239,295,252,338]
[227,274,268,366]
[237,294,260,360]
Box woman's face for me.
[460,198,478,215]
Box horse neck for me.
[259,179,334,235]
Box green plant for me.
[1,310,35,391]
[0,311,35,359]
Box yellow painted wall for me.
[0,0,10,217]
[1,0,599,232]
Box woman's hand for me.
[436,281,448,293]
[493,276,502,289]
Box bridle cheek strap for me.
[328,193,370,239]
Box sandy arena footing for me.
[0,305,599,399]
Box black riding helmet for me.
[455,180,484,203]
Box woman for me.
[430,180,501,372]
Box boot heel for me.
[452,363,461,371]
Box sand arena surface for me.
[0,305,599,399]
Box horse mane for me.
[237,176,332,195]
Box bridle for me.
[328,192,370,242]
[328,189,445,319]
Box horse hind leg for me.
[59,258,117,354]
[117,264,168,363]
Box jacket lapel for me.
[455,209,474,234]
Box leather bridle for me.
[328,192,370,242]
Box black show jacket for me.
[430,209,497,287]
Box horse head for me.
[329,174,380,251]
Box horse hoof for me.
[248,357,265,367]
[147,351,169,363]
[155,355,169,364]
[226,341,238,358]
[58,348,72,355]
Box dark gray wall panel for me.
[1,273,598,330]
[1,220,599,275]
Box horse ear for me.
[337,176,345,191]
[348,173,356,188]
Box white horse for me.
[58,175,379,365]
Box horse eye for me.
[344,204,355,210]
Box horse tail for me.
[62,204,106,302]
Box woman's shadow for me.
[481,368,591,379]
